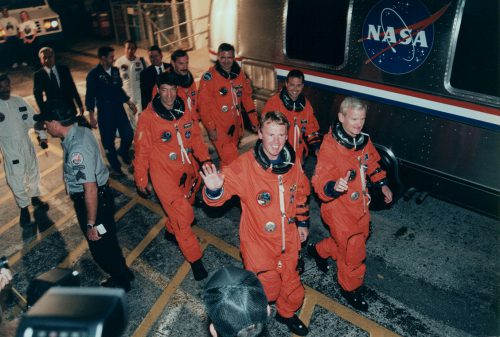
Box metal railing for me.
[109,0,209,52]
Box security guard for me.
[36,101,134,291]
[85,46,137,175]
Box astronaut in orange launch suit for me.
[201,111,311,336]
[262,69,321,162]
[309,96,393,312]
[134,72,211,281]
[197,43,258,165]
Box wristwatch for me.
[86,224,95,229]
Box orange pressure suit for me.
[312,123,387,291]
[134,95,210,263]
[263,89,321,161]
[203,141,310,318]
[198,62,258,165]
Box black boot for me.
[20,207,31,226]
[190,259,208,281]
[275,313,309,336]
[340,288,368,312]
[31,197,49,210]
[101,277,131,293]
[307,243,329,273]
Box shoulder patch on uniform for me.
[203,72,212,81]
[71,152,84,165]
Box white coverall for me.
[0,96,47,208]
[115,55,145,130]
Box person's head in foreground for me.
[203,266,270,337]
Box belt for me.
[70,183,109,200]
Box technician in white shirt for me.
[115,40,146,130]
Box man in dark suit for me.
[140,45,170,110]
[33,47,84,116]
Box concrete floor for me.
[0,41,498,337]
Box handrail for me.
[109,0,209,50]
[157,29,208,49]
[154,14,208,35]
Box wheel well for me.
[374,144,402,198]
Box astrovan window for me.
[450,1,499,97]
[285,0,349,66]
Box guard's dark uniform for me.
[85,64,133,172]
[62,124,133,288]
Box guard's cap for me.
[202,266,268,337]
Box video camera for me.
[16,287,128,337]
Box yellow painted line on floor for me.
[126,218,165,266]
[8,211,76,266]
[109,178,164,213]
[0,184,66,236]
[296,290,316,330]
[11,286,27,305]
[193,226,240,260]
[309,290,400,337]
[47,143,64,158]
[0,156,62,206]
[58,198,138,269]
[131,241,209,337]
[129,257,172,289]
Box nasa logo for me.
[361,0,448,74]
